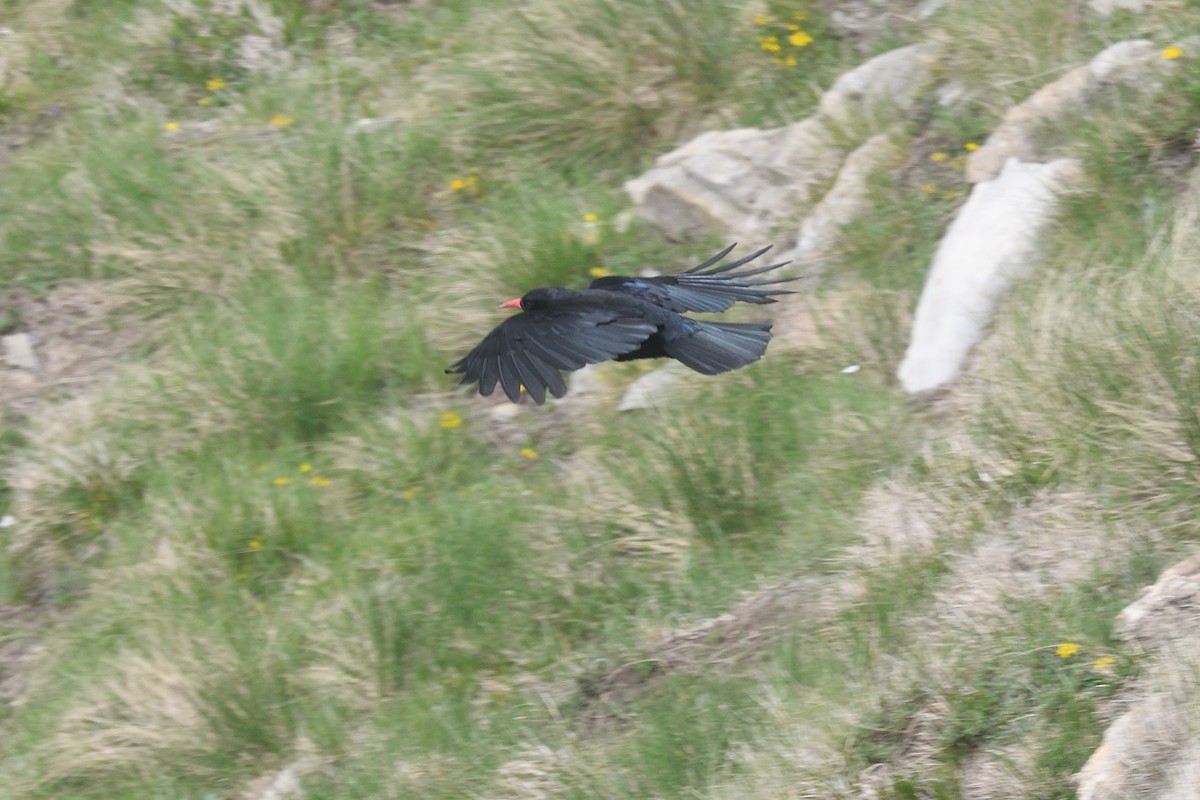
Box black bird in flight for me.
[448,244,795,404]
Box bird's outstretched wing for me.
[588,244,795,313]
[448,308,657,404]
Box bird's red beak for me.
[498,298,522,310]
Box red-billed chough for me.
[448,244,795,404]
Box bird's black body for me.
[448,244,795,404]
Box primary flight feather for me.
[448,244,795,404]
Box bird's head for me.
[497,287,575,312]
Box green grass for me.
[173,272,422,443]
[826,161,963,371]
[613,361,911,555]
[3,0,1200,798]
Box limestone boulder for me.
[964,67,1090,183]
[624,120,840,242]
[785,132,902,270]
[897,157,1083,394]
[1088,0,1154,15]
[617,363,689,411]
[1,333,39,371]
[818,44,931,129]
[1114,554,1200,650]
[625,45,930,242]
[1077,556,1200,800]
[966,39,1178,183]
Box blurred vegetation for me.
[1,0,1199,798]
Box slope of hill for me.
[2,1,1199,798]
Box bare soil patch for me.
[0,281,145,418]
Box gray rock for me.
[818,44,931,129]
[786,132,901,270]
[1076,698,1173,800]
[965,67,1090,183]
[1114,554,1200,649]
[1077,555,1200,800]
[1088,39,1159,84]
[1088,0,1152,15]
[897,158,1083,394]
[2,333,39,370]
[624,45,929,242]
[968,39,1177,183]
[617,364,689,411]
[624,121,840,242]
[347,115,404,135]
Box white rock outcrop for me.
[966,40,1172,183]
[818,44,930,129]
[1,333,38,371]
[897,157,1083,394]
[624,121,841,242]
[1115,554,1200,649]
[617,363,688,411]
[1077,555,1200,800]
[1088,0,1153,15]
[625,45,929,242]
[786,132,902,269]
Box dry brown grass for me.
[42,644,221,782]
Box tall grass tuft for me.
[449,0,754,171]
[173,272,432,443]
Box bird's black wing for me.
[588,244,796,314]
[448,308,658,404]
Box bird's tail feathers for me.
[665,320,772,375]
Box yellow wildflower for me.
[753,14,769,25]
[272,477,291,487]
[964,141,980,152]
[519,447,538,459]
[440,410,463,430]
[788,30,813,47]
[163,121,180,132]
[582,212,600,223]
[205,77,227,92]
[449,177,467,191]
[589,266,609,278]
[1162,46,1183,60]
[248,539,263,550]
[920,182,938,195]
[309,476,331,487]
[1055,642,1079,658]
[759,35,781,52]
[1093,656,1116,673]
[930,151,949,163]
[402,485,423,501]
[270,113,295,128]
[782,55,798,67]
[197,96,212,106]
[299,463,313,473]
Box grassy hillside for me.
[2,1,1199,798]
